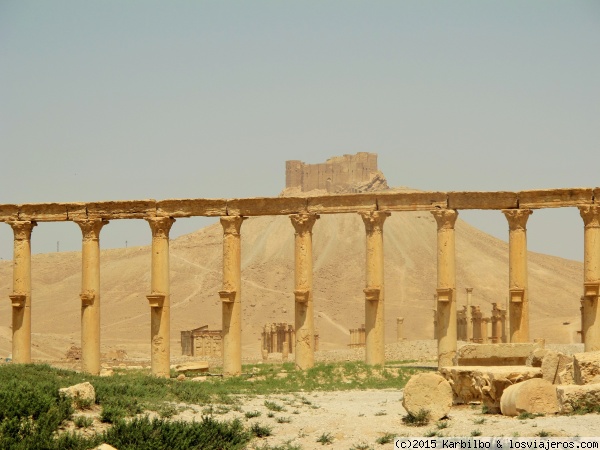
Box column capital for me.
[466,287,473,293]
[290,213,319,235]
[579,205,600,229]
[359,211,390,234]
[220,216,245,236]
[75,219,108,241]
[502,209,532,231]
[8,221,37,241]
[431,209,458,230]
[146,217,175,238]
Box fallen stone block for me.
[573,351,600,385]
[557,363,575,385]
[556,383,600,414]
[59,382,96,407]
[500,378,558,416]
[402,372,453,421]
[439,366,542,413]
[526,348,549,367]
[541,351,573,384]
[454,342,543,366]
[174,361,209,374]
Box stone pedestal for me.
[220,216,245,376]
[146,217,174,378]
[360,211,389,366]
[431,210,458,367]
[502,209,532,343]
[8,221,36,364]
[290,213,319,370]
[579,206,600,352]
[76,219,108,375]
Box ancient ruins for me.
[180,325,223,358]
[1,153,599,378]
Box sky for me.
[1,1,599,262]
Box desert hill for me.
[0,209,583,362]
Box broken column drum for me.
[579,206,600,351]
[8,221,36,364]
[360,211,389,365]
[220,216,245,376]
[146,217,174,378]
[431,209,458,367]
[290,213,319,370]
[502,209,532,343]
[76,219,108,375]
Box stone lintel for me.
[509,288,525,303]
[18,203,68,221]
[595,187,600,203]
[584,282,600,298]
[436,288,453,302]
[377,191,447,211]
[80,290,96,306]
[294,289,309,303]
[308,193,377,214]
[448,191,518,210]
[363,287,381,302]
[218,290,236,303]
[9,294,26,308]
[157,198,227,217]
[65,203,88,221]
[519,188,593,209]
[0,204,19,222]
[147,293,166,308]
[228,197,307,216]
[87,200,157,219]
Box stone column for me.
[360,211,389,366]
[290,213,319,370]
[465,288,473,343]
[579,206,600,351]
[580,297,585,344]
[220,216,245,376]
[471,306,482,343]
[502,209,533,343]
[396,317,404,342]
[482,318,490,344]
[8,221,36,364]
[75,219,108,375]
[431,209,458,367]
[146,217,175,378]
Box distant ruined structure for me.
[180,325,222,357]
[285,152,388,193]
[260,323,319,359]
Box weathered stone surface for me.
[439,366,542,413]
[402,372,453,421]
[307,193,378,214]
[228,197,307,216]
[18,203,68,221]
[156,198,227,217]
[455,342,543,366]
[519,188,593,209]
[0,204,19,221]
[541,351,573,384]
[556,383,600,414]
[500,378,559,416]
[557,363,575,385]
[574,351,600,385]
[375,191,447,211]
[87,200,157,219]
[59,382,96,405]
[526,348,549,367]
[174,361,209,374]
[448,191,518,210]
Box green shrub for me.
[250,422,273,438]
[401,409,430,427]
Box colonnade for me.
[3,199,600,375]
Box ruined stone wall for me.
[285,152,379,193]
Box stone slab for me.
[174,361,209,374]
[556,383,600,414]
[439,365,542,413]
[157,198,227,217]
[455,342,543,366]
[87,200,157,219]
[376,191,447,211]
[18,203,69,221]
[519,188,593,209]
[541,351,573,384]
[0,204,19,222]
[307,193,377,213]
[228,197,308,216]
[573,351,600,385]
[448,191,518,210]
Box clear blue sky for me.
[1,1,599,261]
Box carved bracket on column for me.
[509,288,525,303]
[294,289,309,303]
[219,290,236,303]
[363,287,381,302]
[9,294,26,308]
[584,282,600,298]
[436,288,453,303]
[147,293,166,308]
[80,290,96,306]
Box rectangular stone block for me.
[557,384,600,414]
[18,203,68,221]
[227,197,307,216]
[307,193,377,213]
[157,199,227,217]
[448,191,518,210]
[377,191,447,211]
[595,187,600,203]
[455,342,543,366]
[519,188,593,208]
[66,203,88,221]
[0,204,19,221]
[86,200,157,219]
